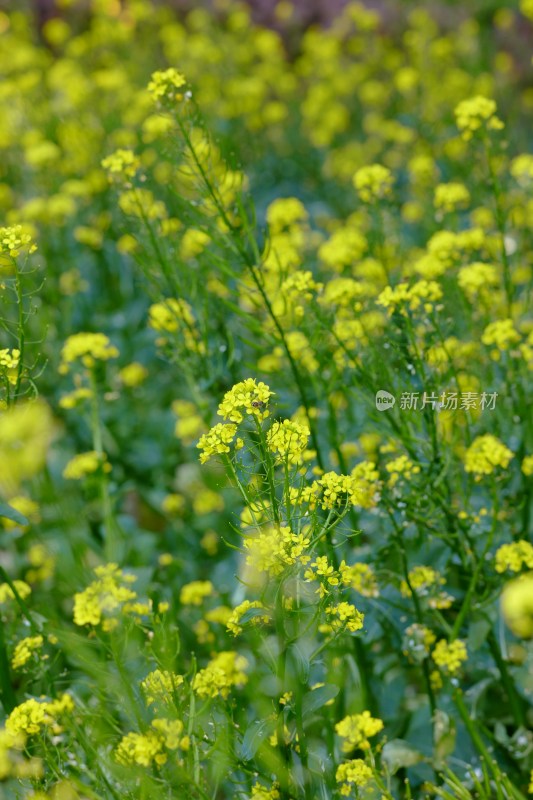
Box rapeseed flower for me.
[432,639,468,675]
[464,434,513,476]
[335,711,384,752]
[336,759,373,795]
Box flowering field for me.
[1,1,533,798]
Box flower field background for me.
[1,1,533,798]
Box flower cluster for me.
[180,580,214,606]
[6,695,74,737]
[495,541,533,574]
[63,451,111,480]
[400,566,453,609]
[141,669,184,707]
[192,651,249,699]
[335,711,384,752]
[339,561,379,598]
[464,434,513,477]
[402,624,437,664]
[11,635,44,670]
[324,601,364,633]
[0,348,20,384]
[432,639,468,675]
[377,280,442,315]
[217,378,273,423]
[60,332,119,372]
[454,95,504,140]
[197,423,239,464]
[266,419,310,464]
[73,563,139,629]
[244,525,311,576]
[226,599,269,635]
[249,783,280,800]
[353,164,393,203]
[501,573,533,638]
[147,68,188,104]
[0,225,36,257]
[0,728,42,781]
[148,298,204,353]
[336,759,373,796]
[0,401,53,494]
[115,719,189,767]
[482,319,521,352]
[434,182,470,213]
[458,262,499,300]
[101,148,140,180]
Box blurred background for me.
[4,0,532,32]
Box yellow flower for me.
[217,378,273,423]
[266,197,308,233]
[336,759,373,795]
[482,319,521,354]
[353,164,393,203]
[464,434,513,476]
[141,669,184,706]
[6,695,74,737]
[318,228,367,270]
[432,639,468,675]
[0,580,31,605]
[244,525,311,577]
[226,599,269,635]
[0,348,20,384]
[1,496,40,530]
[101,148,140,180]
[454,95,504,140]
[495,541,533,573]
[400,566,452,609]
[325,601,364,632]
[339,562,379,597]
[119,362,148,387]
[266,419,309,464]
[196,423,238,464]
[434,182,470,213]
[11,635,43,670]
[147,68,187,103]
[377,280,442,315]
[0,401,53,494]
[150,718,189,751]
[60,332,118,371]
[501,573,533,638]
[179,580,213,606]
[0,225,37,257]
[458,262,499,300]
[73,563,138,627]
[115,730,166,767]
[522,455,533,476]
[250,782,281,800]
[335,711,384,752]
[63,451,111,480]
[192,651,249,699]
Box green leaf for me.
[433,711,456,768]
[382,739,424,775]
[288,642,310,684]
[302,683,339,715]
[468,615,492,651]
[239,717,276,761]
[0,501,28,526]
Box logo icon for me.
[375,390,396,411]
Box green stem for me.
[0,620,16,712]
[487,630,526,728]
[89,370,120,560]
